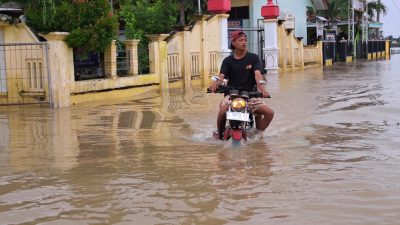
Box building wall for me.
[232,0,249,7]
[244,0,314,45]
[166,15,222,80]
[0,23,44,105]
[1,23,39,43]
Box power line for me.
[389,0,400,35]
[390,0,400,14]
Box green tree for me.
[116,0,207,73]
[63,0,118,54]
[118,0,177,73]
[177,0,207,25]
[0,0,118,54]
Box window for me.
[229,6,249,19]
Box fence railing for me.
[116,42,131,77]
[27,60,44,92]
[323,41,336,64]
[167,53,181,81]
[190,52,200,77]
[368,40,386,54]
[0,43,50,105]
[209,51,218,75]
[73,51,105,81]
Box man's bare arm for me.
[254,70,269,97]
[209,73,225,92]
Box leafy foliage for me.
[118,0,178,74]
[3,0,118,54]
[177,0,207,25]
[306,6,316,20]
[318,0,348,21]
[116,0,209,73]
[0,0,59,30]
[63,1,118,54]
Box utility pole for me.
[377,0,381,22]
[198,0,202,14]
[348,0,355,58]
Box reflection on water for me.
[1,56,400,224]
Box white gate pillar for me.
[218,14,231,66]
[207,0,232,70]
[261,0,280,73]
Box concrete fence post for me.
[148,41,159,75]
[200,17,210,86]
[123,40,140,75]
[198,17,207,76]
[385,40,390,60]
[217,14,231,68]
[41,32,73,108]
[183,30,191,87]
[147,34,169,92]
[104,40,117,79]
[159,40,169,92]
[317,40,324,68]
[277,24,287,71]
[289,31,295,70]
[299,41,304,69]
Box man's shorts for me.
[220,95,265,113]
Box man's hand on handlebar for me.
[257,84,270,98]
[209,81,221,93]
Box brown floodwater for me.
[1,55,400,225]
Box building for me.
[228,0,314,54]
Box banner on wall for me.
[228,19,243,36]
[228,19,243,29]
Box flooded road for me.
[1,55,400,225]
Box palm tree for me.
[306,6,316,20]
[317,0,348,31]
[367,0,387,22]
[322,0,348,21]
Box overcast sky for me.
[381,0,400,37]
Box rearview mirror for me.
[211,75,222,81]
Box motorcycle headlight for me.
[231,98,247,112]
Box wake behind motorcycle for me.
[207,76,269,144]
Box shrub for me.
[23,0,118,54]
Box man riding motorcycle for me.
[209,31,274,140]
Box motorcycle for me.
[207,76,269,144]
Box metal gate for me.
[0,43,51,106]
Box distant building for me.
[229,0,314,54]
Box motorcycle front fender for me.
[231,129,243,141]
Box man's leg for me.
[254,104,274,131]
[217,104,229,139]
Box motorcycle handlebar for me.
[207,86,271,98]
